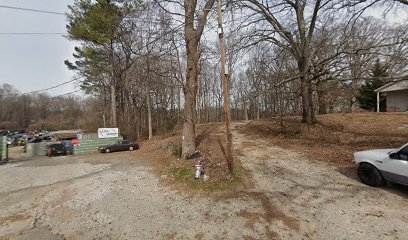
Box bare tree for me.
[236,0,340,124]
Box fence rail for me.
[74,137,123,155]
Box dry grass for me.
[138,123,248,192]
[238,112,408,168]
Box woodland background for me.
[1,0,407,145]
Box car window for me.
[54,144,65,150]
[399,146,408,160]
[122,140,129,144]
[400,145,408,154]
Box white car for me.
[353,143,408,187]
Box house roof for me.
[375,80,408,93]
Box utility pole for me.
[217,0,234,175]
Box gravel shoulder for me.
[1,122,407,239]
[0,151,281,239]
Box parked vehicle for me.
[62,140,74,155]
[16,136,27,146]
[99,140,139,153]
[47,143,67,157]
[42,135,52,141]
[353,143,408,187]
[6,137,14,146]
[29,137,42,143]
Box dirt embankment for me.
[137,122,249,192]
[239,112,408,168]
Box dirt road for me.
[233,121,408,239]
[1,122,407,239]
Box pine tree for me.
[65,0,136,127]
[357,60,388,111]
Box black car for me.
[47,143,67,157]
[99,140,139,153]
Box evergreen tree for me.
[65,0,137,127]
[357,59,388,111]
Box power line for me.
[0,5,65,15]
[22,78,80,95]
[4,78,81,97]
[51,89,82,98]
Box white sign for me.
[98,128,119,139]
[77,133,83,140]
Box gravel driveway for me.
[233,122,408,239]
[0,123,407,239]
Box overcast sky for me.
[0,0,78,96]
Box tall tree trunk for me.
[181,0,215,158]
[244,100,248,120]
[256,95,260,120]
[182,39,198,156]
[146,56,153,140]
[110,41,117,127]
[197,79,201,124]
[350,52,362,112]
[298,59,315,124]
[170,84,175,114]
[146,88,152,140]
[177,87,181,120]
[111,84,117,127]
[307,79,316,122]
[316,80,328,114]
[242,91,249,121]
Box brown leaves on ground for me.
[138,112,407,191]
[138,123,247,192]
[237,112,408,168]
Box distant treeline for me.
[0,83,84,131]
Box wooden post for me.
[217,0,234,175]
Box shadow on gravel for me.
[336,166,359,181]
[336,167,408,198]
[386,183,408,198]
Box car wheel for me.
[357,163,384,187]
[129,146,134,151]
[105,148,111,153]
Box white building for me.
[375,80,408,112]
